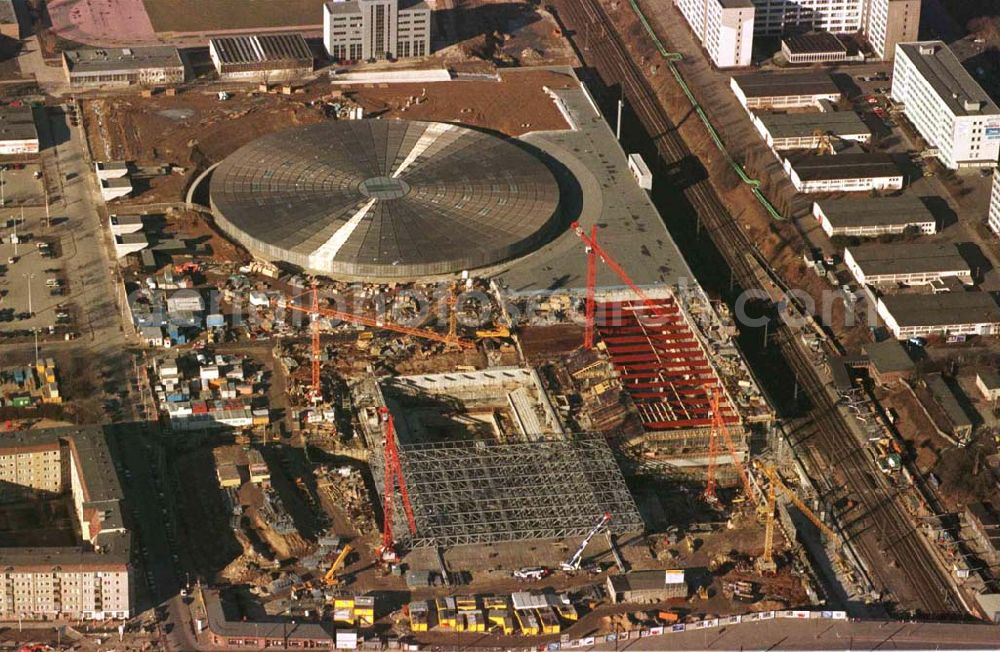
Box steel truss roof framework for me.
[371,433,644,548]
[596,298,738,431]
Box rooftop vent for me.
[964,99,984,112]
[918,44,937,55]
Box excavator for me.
[323,544,353,587]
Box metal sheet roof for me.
[210,120,562,279]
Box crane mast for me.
[759,464,838,571]
[378,407,417,562]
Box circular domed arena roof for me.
[209,120,563,279]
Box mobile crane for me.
[560,512,611,572]
[322,544,353,587]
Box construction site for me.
[68,49,855,644]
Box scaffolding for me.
[370,433,644,548]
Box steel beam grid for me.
[370,434,644,548]
[598,299,737,429]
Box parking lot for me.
[0,164,45,208]
[0,203,77,334]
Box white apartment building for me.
[752,0,861,37]
[324,0,431,62]
[892,41,1000,170]
[866,0,919,60]
[675,0,755,67]
[989,168,1000,237]
[688,0,917,62]
[0,428,132,621]
[752,0,916,59]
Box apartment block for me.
[892,41,1000,170]
[0,428,131,621]
[989,168,1000,237]
[752,0,862,37]
[323,0,431,62]
[865,0,919,60]
[675,0,755,67]
[684,0,918,63]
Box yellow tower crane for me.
[759,465,837,572]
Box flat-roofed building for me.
[0,427,131,621]
[783,152,903,192]
[863,339,914,385]
[324,0,431,62]
[924,373,974,442]
[752,110,870,150]
[0,0,24,39]
[845,242,970,286]
[781,32,847,64]
[988,168,1000,238]
[731,72,841,110]
[675,0,755,68]
[0,105,38,155]
[209,34,313,82]
[976,369,1000,402]
[62,46,185,88]
[607,570,687,603]
[813,196,936,238]
[877,292,1000,339]
[891,41,1000,170]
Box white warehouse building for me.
[674,0,755,68]
[813,196,936,238]
[731,72,841,110]
[891,41,1000,170]
[878,292,1000,339]
[752,110,870,150]
[783,153,903,193]
[844,242,971,286]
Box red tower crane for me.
[377,406,417,562]
[571,224,756,505]
[704,388,757,506]
[572,222,678,349]
[310,283,322,403]
[280,284,475,403]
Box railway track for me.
[550,0,961,616]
